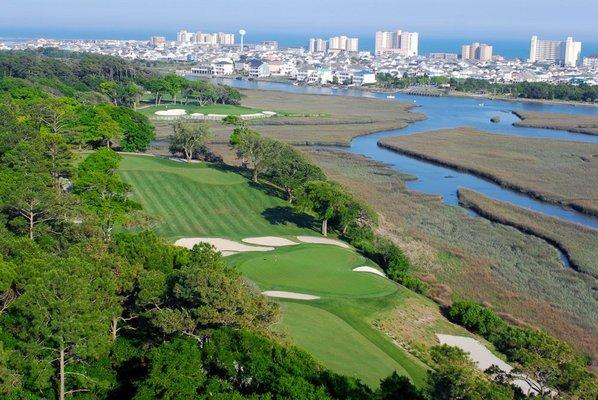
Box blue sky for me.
[1,0,596,41]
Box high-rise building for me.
[309,38,327,52]
[176,30,193,44]
[328,35,359,51]
[529,35,581,66]
[461,42,493,61]
[149,36,166,47]
[375,30,418,57]
[583,54,598,69]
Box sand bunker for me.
[242,236,298,246]
[296,236,351,248]
[174,238,273,254]
[262,291,320,300]
[437,334,540,395]
[155,109,187,116]
[353,266,387,278]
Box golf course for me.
[118,154,483,388]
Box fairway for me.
[234,245,397,297]
[119,155,317,240]
[278,302,413,387]
[229,245,429,387]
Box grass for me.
[151,89,425,146]
[118,155,317,240]
[234,245,396,297]
[228,245,430,387]
[138,103,261,117]
[513,110,598,136]
[379,127,598,216]
[304,148,598,362]
[458,188,598,277]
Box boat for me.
[386,94,395,99]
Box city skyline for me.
[1,0,597,41]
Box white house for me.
[248,60,271,78]
[353,70,376,86]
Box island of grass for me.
[152,88,424,146]
[379,127,598,216]
[458,188,598,277]
[118,154,493,388]
[513,110,598,136]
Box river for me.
[211,78,598,230]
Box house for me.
[353,70,376,86]
[248,60,271,78]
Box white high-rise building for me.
[177,30,193,44]
[529,35,582,66]
[327,35,359,51]
[375,30,418,56]
[309,38,328,52]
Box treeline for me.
[376,73,598,102]
[449,301,597,398]
[0,49,243,108]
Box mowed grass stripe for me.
[143,172,194,236]
[119,155,316,240]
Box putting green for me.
[233,245,396,297]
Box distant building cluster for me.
[308,35,359,52]
[529,35,581,66]
[461,42,493,61]
[375,30,419,57]
[4,28,596,88]
[175,30,235,46]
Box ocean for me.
[1,27,596,60]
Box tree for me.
[74,148,140,239]
[377,372,424,400]
[232,129,278,182]
[163,75,187,104]
[79,105,122,148]
[168,121,212,162]
[106,106,155,152]
[146,78,167,105]
[134,338,205,400]
[100,81,120,105]
[11,258,119,400]
[147,244,280,341]
[265,143,325,203]
[297,180,351,236]
[426,345,515,400]
[0,171,62,240]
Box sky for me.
[1,0,597,44]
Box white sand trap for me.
[242,236,298,247]
[174,238,274,253]
[437,334,541,395]
[155,109,187,116]
[262,291,320,300]
[353,266,387,278]
[296,236,351,248]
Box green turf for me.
[229,245,429,387]
[119,155,317,240]
[234,245,396,297]
[277,301,415,387]
[137,103,262,117]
